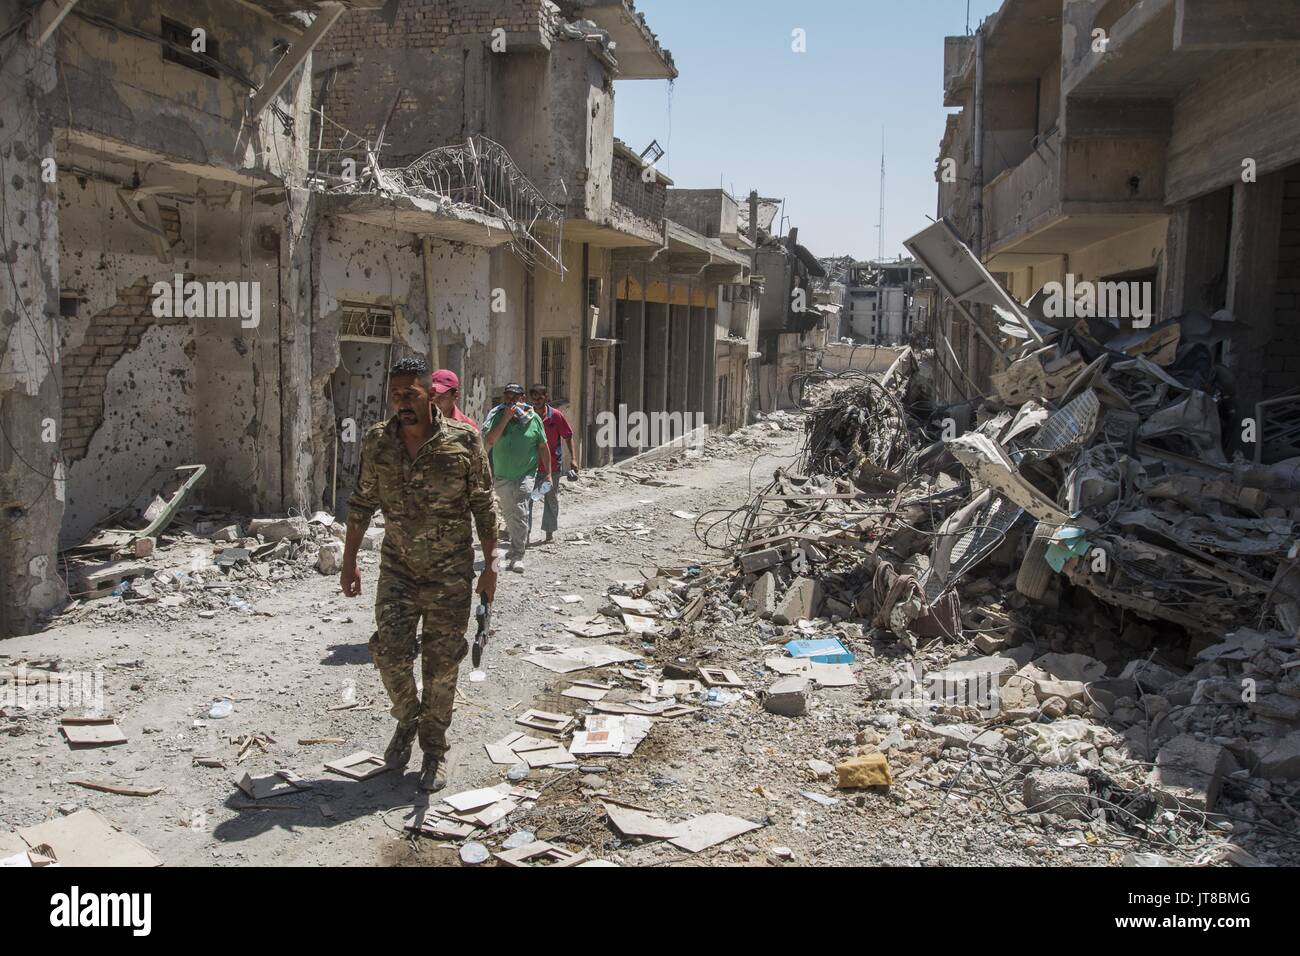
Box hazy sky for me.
[612,0,1004,262]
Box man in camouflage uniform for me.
[341,357,498,791]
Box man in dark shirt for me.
[528,384,577,544]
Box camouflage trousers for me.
[369,569,473,756]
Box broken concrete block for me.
[1118,659,1181,693]
[1000,644,1036,668]
[248,517,308,543]
[807,759,835,780]
[835,753,892,789]
[132,536,155,558]
[210,525,241,542]
[1033,652,1106,683]
[823,597,853,620]
[1020,663,1087,704]
[997,674,1039,713]
[1148,735,1235,811]
[748,571,777,617]
[1086,678,1138,713]
[1035,678,1087,704]
[929,723,1006,754]
[360,527,384,551]
[1039,696,1068,719]
[317,541,343,575]
[1253,694,1300,722]
[762,677,809,717]
[973,632,1009,654]
[1023,769,1091,820]
[772,577,821,626]
[739,547,784,575]
[1247,731,1300,781]
[933,656,1019,688]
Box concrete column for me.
[1227,171,1286,420]
[280,187,315,512]
[0,44,64,635]
[689,303,708,421]
[644,302,669,430]
[617,289,645,454]
[669,302,690,414]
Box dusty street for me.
[5,408,1298,869]
[0,423,809,866]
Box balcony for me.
[664,189,751,252]
[943,0,1061,108]
[573,0,677,80]
[983,128,1167,271]
[1065,0,1300,100]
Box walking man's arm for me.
[468,431,501,599]
[341,431,380,597]
[482,406,511,451]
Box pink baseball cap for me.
[430,369,460,394]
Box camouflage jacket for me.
[346,411,498,582]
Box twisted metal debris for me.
[379,136,565,274]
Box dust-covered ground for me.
[2,416,1290,867]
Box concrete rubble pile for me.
[586,334,1300,865]
[55,508,378,626]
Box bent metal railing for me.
[375,136,565,275]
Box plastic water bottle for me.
[529,479,552,502]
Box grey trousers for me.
[494,474,534,561]
[529,478,560,534]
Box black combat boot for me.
[384,723,417,768]
[419,753,447,792]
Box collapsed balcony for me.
[318,131,566,271]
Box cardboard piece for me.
[484,731,525,765]
[603,802,683,840]
[445,784,512,813]
[764,657,857,686]
[236,770,313,800]
[60,717,127,747]
[592,697,665,715]
[407,814,477,840]
[659,704,701,718]
[495,840,589,867]
[515,709,574,734]
[810,663,858,687]
[15,809,162,867]
[562,615,624,638]
[577,714,652,756]
[324,751,389,781]
[622,613,660,635]
[561,684,609,702]
[570,725,625,756]
[523,644,642,674]
[668,813,762,853]
[610,595,658,616]
[520,745,574,768]
[698,667,745,688]
[494,734,567,766]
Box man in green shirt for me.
[482,383,552,572]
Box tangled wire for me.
[802,377,922,484]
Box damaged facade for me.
[2,0,363,634]
[0,0,839,636]
[842,258,934,347]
